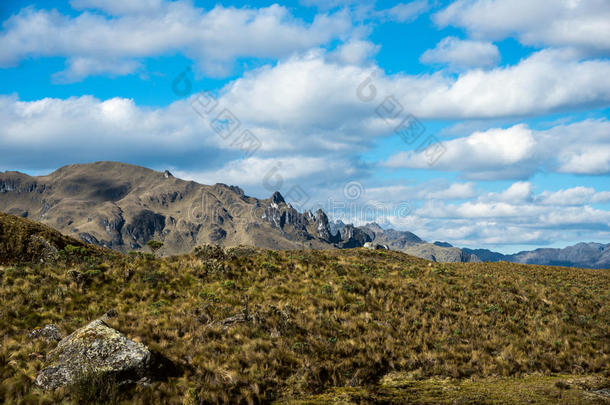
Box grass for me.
[0,215,608,403]
[282,374,610,404]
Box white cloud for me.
[435,0,610,56]
[0,3,353,80]
[539,187,595,206]
[557,146,610,175]
[376,181,610,248]
[52,57,141,83]
[175,155,358,190]
[420,36,499,69]
[378,1,430,23]
[358,181,476,206]
[70,0,163,15]
[214,49,610,133]
[424,182,476,200]
[0,95,210,165]
[498,181,532,203]
[592,191,610,204]
[329,40,379,65]
[386,124,538,179]
[414,49,610,119]
[386,119,610,179]
[2,48,610,181]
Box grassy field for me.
[0,215,608,403]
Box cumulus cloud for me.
[420,36,499,69]
[2,48,610,178]
[386,124,538,179]
[175,155,362,193]
[423,182,476,200]
[0,90,373,200]
[299,0,429,23]
[214,48,610,127]
[0,95,217,168]
[358,181,476,206]
[368,182,610,249]
[378,1,430,23]
[539,187,596,206]
[329,40,379,65]
[70,0,164,15]
[435,0,610,56]
[0,2,352,80]
[386,119,610,179]
[497,181,532,203]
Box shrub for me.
[193,245,225,260]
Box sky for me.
[0,0,609,253]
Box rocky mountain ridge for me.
[0,162,383,256]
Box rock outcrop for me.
[35,317,153,390]
[27,324,62,343]
[364,242,389,250]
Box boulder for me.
[364,242,389,250]
[27,324,62,343]
[35,318,152,390]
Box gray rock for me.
[35,318,152,390]
[27,324,62,343]
[364,242,389,250]
[592,388,610,398]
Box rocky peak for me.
[312,209,334,241]
[270,191,285,205]
[338,224,372,248]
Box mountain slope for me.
[0,162,366,255]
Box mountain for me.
[0,162,372,256]
[0,162,480,262]
[460,248,506,263]
[463,242,610,269]
[3,162,607,268]
[341,222,480,263]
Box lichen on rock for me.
[35,318,152,390]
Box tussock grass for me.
[0,239,608,403]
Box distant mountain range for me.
[1,162,608,268]
[460,244,610,269]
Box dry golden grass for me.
[0,240,608,403]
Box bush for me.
[194,244,225,260]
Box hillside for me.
[0,212,110,265]
[0,214,608,404]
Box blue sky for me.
[1,0,609,253]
